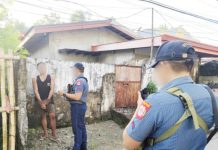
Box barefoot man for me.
[32,62,57,141]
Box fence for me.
[0,49,19,150]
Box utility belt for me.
[144,85,218,148]
[70,100,83,105]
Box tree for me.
[11,20,28,33]
[70,10,90,22]
[34,12,61,25]
[0,4,7,20]
[159,24,193,39]
[0,24,19,52]
[0,1,29,57]
[139,24,194,40]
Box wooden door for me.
[115,65,141,108]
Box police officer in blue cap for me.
[59,63,88,150]
[123,40,218,150]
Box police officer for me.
[59,63,88,150]
[123,40,216,150]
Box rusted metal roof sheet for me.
[92,34,218,57]
[161,34,218,57]
[92,36,162,51]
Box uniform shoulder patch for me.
[136,101,151,120]
[76,80,81,86]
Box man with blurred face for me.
[123,40,217,150]
[58,63,88,150]
[32,62,56,141]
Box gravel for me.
[26,120,124,150]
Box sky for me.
[5,0,218,46]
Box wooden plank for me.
[115,65,142,108]
[7,50,16,150]
[126,82,141,107]
[115,82,141,108]
[0,49,8,150]
[0,107,19,112]
[0,55,20,60]
[115,82,125,107]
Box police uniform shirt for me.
[71,75,89,103]
[127,76,214,150]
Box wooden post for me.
[0,49,8,150]
[7,50,16,150]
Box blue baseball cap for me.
[148,40,196,69]
[71,62,84,70]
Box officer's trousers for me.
[70,103,87,150]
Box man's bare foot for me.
[40,133,48,141]
[49,136,59,143]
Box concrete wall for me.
[97,47,158,88]
[98,47,155,66]
[16,58,116,129]
[15,60,28,148]
[30,28,126,61]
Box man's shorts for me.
[35,102,55,114]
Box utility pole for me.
[150,8,154,62]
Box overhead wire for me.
[153,9,174,28]
[58,0,109,19]
[150,9,218,42]
[16,0,72,15]
[156,10,218,34]
[116,7,151,19]
[13,9,70,21]
[13,0,218,43]
[140,0,218,24]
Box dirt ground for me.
[26,120,124,150]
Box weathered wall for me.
[98,47,157,66]
[30,28,126,60]
[101,73,116,112]
[14,60,28,148]
[23,58,115,127]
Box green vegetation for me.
[70,10,91,22]
[0,1,29,56]
[146,81,157,94]
[34,12,62,25]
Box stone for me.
[57,113,64,121]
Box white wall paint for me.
[29,28,127,60]
[26,57,115,96]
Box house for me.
[93,34,218,62]
[21,20,218,104]
[21,20,218,66]
[20,19,139,61]
[20,20,218,127]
